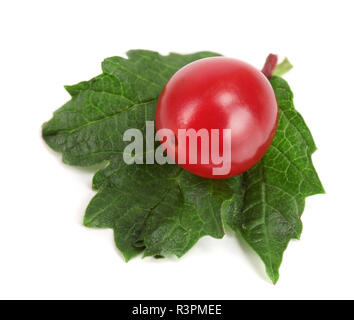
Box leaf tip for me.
[64,85,74,96]
[83,213,94,228]
[265,265,280,285]
[270,272,280,285]
[318,184,326,195]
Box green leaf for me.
[85,157,240,260]
[42,51,323,283]
[42,50,221,166]
[226,76,324,284]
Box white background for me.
[0,0,353,300]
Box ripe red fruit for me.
[155,56,278,179]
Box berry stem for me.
[262,54,278,79]
[273,58,293,77]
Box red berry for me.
[155,56,278,179]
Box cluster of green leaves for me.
[42,50,324,283]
